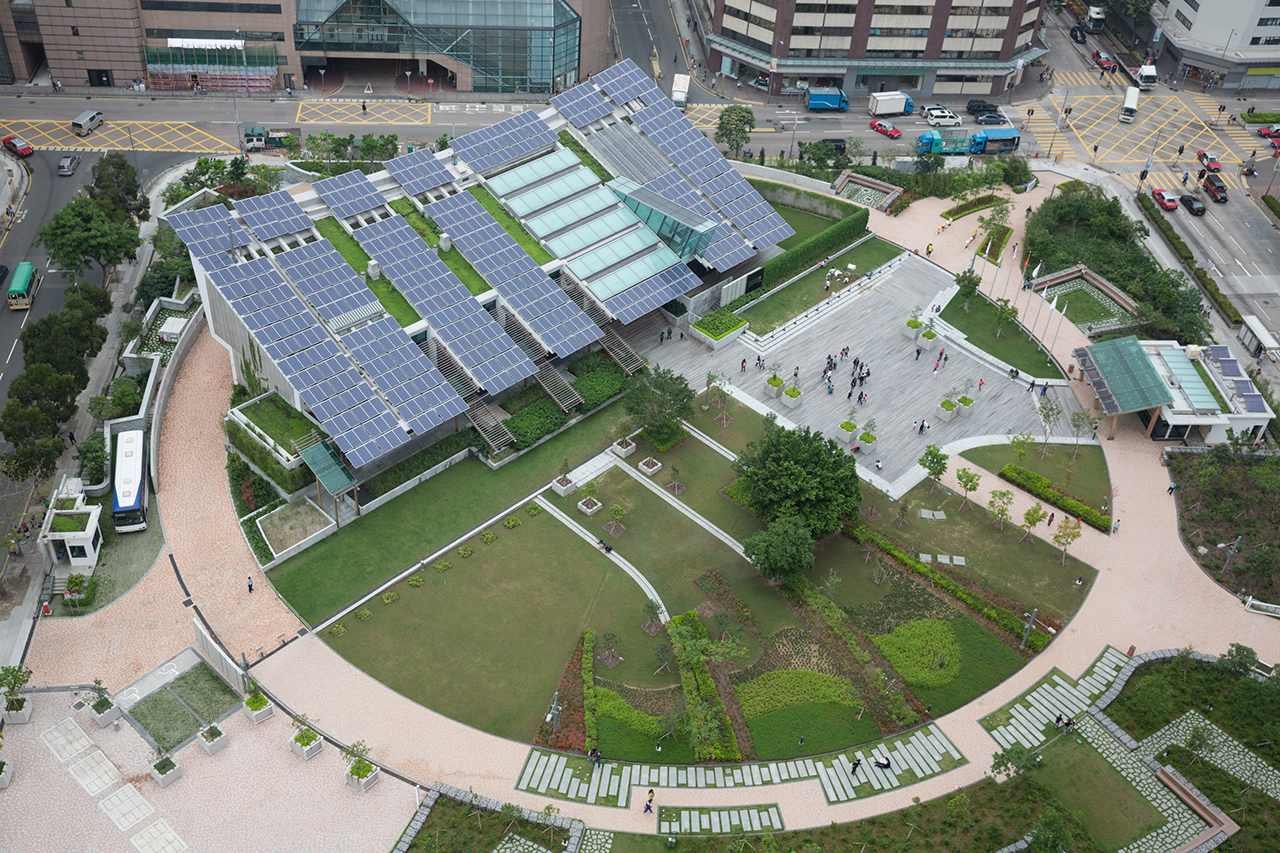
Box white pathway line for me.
[613,455,747,557]
[1138,710,1280,801]
[681,420,738,463]
[533,494,670,622]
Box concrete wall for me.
[749,179,863,220]
[150,307,207,492]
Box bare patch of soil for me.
[641,618,664,636]
[259,500,333,554]
[598,650,623,669]
[666,481,686,495]
[603,520,626,536]
[714,413,734,427]
[695,600,721,620]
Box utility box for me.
[366,260,382,280]
[158,316,188,344]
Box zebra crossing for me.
[658,805,783,835]
[1115,171,1248,192]
[981,645,1130,750]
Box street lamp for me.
[236,28,249,98]
[1020,607,1056,649]
[1220,29,1236,86]
[1217,535,1244,574]
[546,690,561,735]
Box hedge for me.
[1265,195,1280,218]
[889,191,919,216]
[1193,267,1244,325]
[736,669,860,719]
[572,362,628,412]
[365,429,478,496]
[668,612,741,761]
[799,583,871,665]
[1137,193,1243,325]
[761,206,870,289]
[661,298,688,317]
[1243,112,1280,124]
[850,525,1050,651]
[582,629,597,750]
[941,193,1001,221]
[997,463,1111,532]
[225,419,313,495]
[242,498,286,565]
[505,397,569,449]
[692,307,748,339]
[595,687,663,737]
[227,453,281,518]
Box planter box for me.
[639,458,662,477]
[577,497,603,517]
[902,323,922,340]
[551,477,576,497]
[0,762,11,789]
[3,699,32,725]
[243,699,275,724]
[151,762,183,789]
[689,322,747,350]
[765,379,785,398]
[611,440,636,459]
[345,765,382,793]
[919,333,942,351]
[860,437,877,451]
[937,404,957,423]
[200,729,228,757]
[291,735,324,761]
[92,702,121,728]
[782,391,802,410]
[838,428,856,445]
[957,401,972,418]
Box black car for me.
[0,265,8,288]
[1070,26,1087,44]
[967,100,999,114]
[1180,195,1206,215]
[974,112,1008,125]
[818,138,846,153]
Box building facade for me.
[0,0,608,92]
[700,0,1047,98]
[1149,0,1280,90]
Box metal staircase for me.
[501,315,584,412]
[417,338,514,452]
[555,271,646,376]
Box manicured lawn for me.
[598,717,697,764]
[469,185,554,264]
[940,294,1066,379]
[738,238,903,335]
[910,616,1025,717]
[368,277,421,327]
[1033,735,1166,852]
[314,217,370,271]
[129,689,201,751]
[775,205,835,251]
[1059,286,1130,326]
[240,393,322,448]
[267,403,629,624]
[167,663,240,723]
[685,399,771,456]
[325,509,641,741]
[388,198,492,295]
[1164,745,1280,852]
[805,533,891,609]
[960,443,1111,510]
[863,480,1097,624]
[747,702,881,760]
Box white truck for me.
[867,91,914,117]
[1137,65,1158,91]
[671,74,690,110]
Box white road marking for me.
[5,340,15,363]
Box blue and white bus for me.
[112,430,148,533]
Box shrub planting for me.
[998,463,1111,531]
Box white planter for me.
[200,729,228,756]
[902,323,922,340]
[92,702,121,728]
[151,762,183,789]
[689,322,747,350]
[838,427,856,444]
[782,391,802,409]
[3,699,32,725]
[291,735,324,760]
[577,498,603,517]
[639,458,662,477]
[243,698,275,724]
[345,765,382,793]
[956,401,972,418]
[611,440,636,459]
[0,761,12,788]
[919,333,942,351]
[860,437,877,451]
[765,379,785,398]
[551,477,576,497]
[937,404,957,423]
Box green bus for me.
[7,262,39,309]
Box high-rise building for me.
[1149,0,1280,90]
[698,0,1047,98]
[0,0,609,92]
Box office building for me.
[1149,0,1280,90]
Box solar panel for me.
[234,190,313,241]
[428,194,602,355]
[551,84,615,127]
[312,170,387,220]
[451,111,557,173]
[701,230,755,269]
[1220,359,1242,377]
[642,170,717,219]
[168,205,252,260]
[1207,345,1231,363]
[384,149,455,196]
[352,216,537,393]
[276,240,383,330]
[1244,393,1268,413]
[602,263,699,324]
[1234,379,1257,397]
[594,60,658,107]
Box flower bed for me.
[942,193,1002,221]
[534,634,587,752]
[978,225,1012,262]
[997,463,1111,532]
[692,307,748,340]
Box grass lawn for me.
[368,277,421,327]
[240,393,322,448]
[1060,287,1130,326]
[388,198,492,295]
[558,131,612,183]
[910,616,1025,717]
[960,443,1111,510]
[805,533,891,609]
[1033,735,1166,852]
[314,217,371,272]
[748,702,881,760]
[1163,745,1279,852]
[940,294,1066,379]
[267,402,629,624]
[325,509,645,741]
[863,480,1096,624]
[129,689,201,751]
[469,185,554,264]
[775,205,835,251]
[685,400,772,456]
[167,663,240,723]
[598,717,697,764]
[738,238,902,335]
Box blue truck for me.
[971,127,1021,154]
[915,130,972,154]
[805,87,849,111]
[917,128,1020,155]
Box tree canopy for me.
[37,197,142,286]
[733,423,861,535]
[743,516,815,584]
[20,304,109,391]
[623,366,695,447]
[714,105,756,158]
[88,152,148,223]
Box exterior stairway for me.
[465,395,514,453]
[501,315,584,412]
[555,271,646,376]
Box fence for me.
[193,617,247,693]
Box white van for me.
[72,109,104,136]
[1119,87,1139,123]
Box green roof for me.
[1082,337,1173,415]
[299,441,357,496]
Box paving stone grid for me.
[515,723,963,809]
[1139,710,1280,802]
[657,804,782,836]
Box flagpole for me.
[1050,300,1068,363]
[1030,287,1046,343]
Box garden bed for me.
[259,500,333,555]
[240,393,323,452]
[939,293,1066,378]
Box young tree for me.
[1068,409,1101,458]
[955,466,981,510]
[846,137,866,166]
[623,366,696,448]
[1010,431,1035,465]
[993,296,1018,339]
[600,631,621,653]
[987,489,1014,530]
[1183,722,1216,765]
[36,197,142,286]
[642,598,663,625]
[743,516,815,585]
[945,790,972,834]
[714,105,756,158]
[1027,808,1072,853]
[955,269,982,312]
[1052,516,1082,564]
[1020,502,1048,542]
[733,426,861,535]
[1037,396,1062,459]
[1217,642,1259,677]
[88,151,148,223]
[990,743,1036,798]
[918,444,949,494]
[977,199,1010,260]
[1132,674,1175,725]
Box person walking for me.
[1047,512,1055,527]
[875,460,882,470]
[362,101,367,112]
[644,789,655,813]
[1028,379,1036,393]
[1168,481,1177,494]
[915,346,922,360]
[926,243,933,256]
[247,575,254,593]
[68,431,76,445]
[741,359,747,372]
[1040,383,1047,396]
[978,378,984,391]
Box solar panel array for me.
[383,149,455,197]
[353,216,537,393]
[643,170,753,269]
[1244,393,1268,413]
[276,241,383,331]
[1220,358,1242,377]
[550,85,615,127]
[603,263,699,324]
[593,60,665,107]
[631,99,794,249]
[312,170,387,219]
[451,111,557,173]
[234,190,313,241]
[168,205,252,261]
[428,193,602,355]
[1208,345,1231,362]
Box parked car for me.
[974,112,1009,125]
[1203,174,1229,202]
[2,136,33,157]
[817,138,846,153]
[0,265,9,288]
[1197,150,1221,172]
[1257,124,1280,139]
[869,119,902,139]
[57,155,80,176]
[1070,26,1087,44]
[1093,50,1117,71]
[1151,189,1178,210]
[966,99,999,115]
[925,108,963,127]
[1180,195,1206,215]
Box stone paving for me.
[1140,710,1280,801]
[657,803,783,835]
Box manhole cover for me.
[71,700,86,711]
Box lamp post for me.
[546,690,561,735]
[236,28,248,97]
[1217,535,1244,574]
[1021,610,1057,650]
[1220,29,1236,87]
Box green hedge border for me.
[242,498,287,565]
[761,207,870,290]
[225,419,313,494]
[668,612,741,761]
[942,193,1001,221]
[582,629,597,751]
[997,463,1111,532]
[1136,193,1243,325]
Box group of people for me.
[847,755,892,780]
[1053,715,1078,733]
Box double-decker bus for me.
[112,430,148,533]
[6,261,40,309]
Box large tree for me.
[6,363,79,425]
[733,424,860,535]
[88,151,148,224]
[743,516,814,585]
[714,105,756,158]
[623,366,695,448]
[36,197,141,286]
[20,306,109,390]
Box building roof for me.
[1073,337,1174,416]
[299,440,357,497]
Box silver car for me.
[57,155,80,176]
[925,108,963,128]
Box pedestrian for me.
[362,101,367,112]
[1054,714,1064,729]
[848,387,854,400]
[793,367,800,382]
[850,759,862,777]
[1182,172,1190,186]
[247,575,254,593]
[943,354,949,367]
[68,431,76,445]
[644,789,655,813]
[978,379,984,391]
[934,359,940,370]
[912,420,919,433]
[667,327,673,340]
[1040,383,1047,396]
[679,331,684,340]
[741,359,747,372]
[915,346,922,360]
[926,243,933,256]
[1168,481,1177,494]
[875,460,882,470]
[659,333,664,345]
[1113,519,1121,534]
[1028,379,1036,393]
[1047,512,1055,527]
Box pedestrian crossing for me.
[1113,170,1249,192]
[980,645,1130,750]
[658,805,782,835]
[513,723,965,808]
